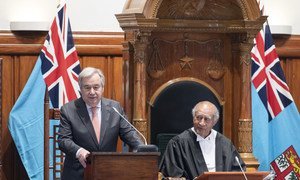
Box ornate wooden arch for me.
[117,0,267,170]
[149,77,223,105]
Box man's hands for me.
[77,148,90,168]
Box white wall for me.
[264,0,299,35]
[0,0,127,32]
[0,0,299,34]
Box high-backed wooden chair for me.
[44,92,64,180]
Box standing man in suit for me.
[58,67,144,180]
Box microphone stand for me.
[235,156,248,180]
[112,107,148,145]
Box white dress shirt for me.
[192,127,217,172]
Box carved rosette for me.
[238,118,252,153]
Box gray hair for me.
[78,67,105,88]
[192,101,220,121]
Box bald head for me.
[192,101,219,122]
[192,101,220,138]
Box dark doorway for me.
[150,80,222,155]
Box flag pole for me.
[44,88,50,180]
[44,1,61,178]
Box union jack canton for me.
[40,2,81,108]
[251,23,293,121]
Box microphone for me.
[235,156,248,180]
[112,106,148,145]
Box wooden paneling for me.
[0,31,124,55]
[0,30,299,180]
[274,35,300,111]
[285,58,300,110]
[274,35,300,58]
[0,31,124,180]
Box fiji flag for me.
[251,19,300,175]
[8,1,80,180]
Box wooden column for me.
[237,36,259,171]
[132,32,150,143]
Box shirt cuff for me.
[76,147,83,158]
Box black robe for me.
[159,129,245,180]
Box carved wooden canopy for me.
[118,0,265,33]
[116,0,266,170]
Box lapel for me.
[75,97,99,147]
[99,98,111,147]
[215,133,223,171]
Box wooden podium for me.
[84,152,160,180]
[196,171,269,180]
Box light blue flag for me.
[8,57,45,180]
[252,84,300,171]
[252,83,270,170]
[251,15,300,174]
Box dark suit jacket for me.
[58,97,143,180]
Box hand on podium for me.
[158,172,186,180]
[76,148,90,168]
[164,177,186,180]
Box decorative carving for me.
[179,37,194,70]
[240,51,251,65]
[157,0,243,20]
[132,31,151,64]
[170,0,206,17]
[148,36,225,77]
[117,0,265,170]
[236,0,250,20]
[231,33,257,66]
[121,42,131,62]
[134,50,146,64]
[148,39,166,78]
[179,55,194,70]
[240,41,255,66]
[133,118,148,141]
[231,32,258,45]
[206,41,225,80]
[238,119,253,153]
[230,33,248,44]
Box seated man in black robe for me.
[159,101,246,180]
